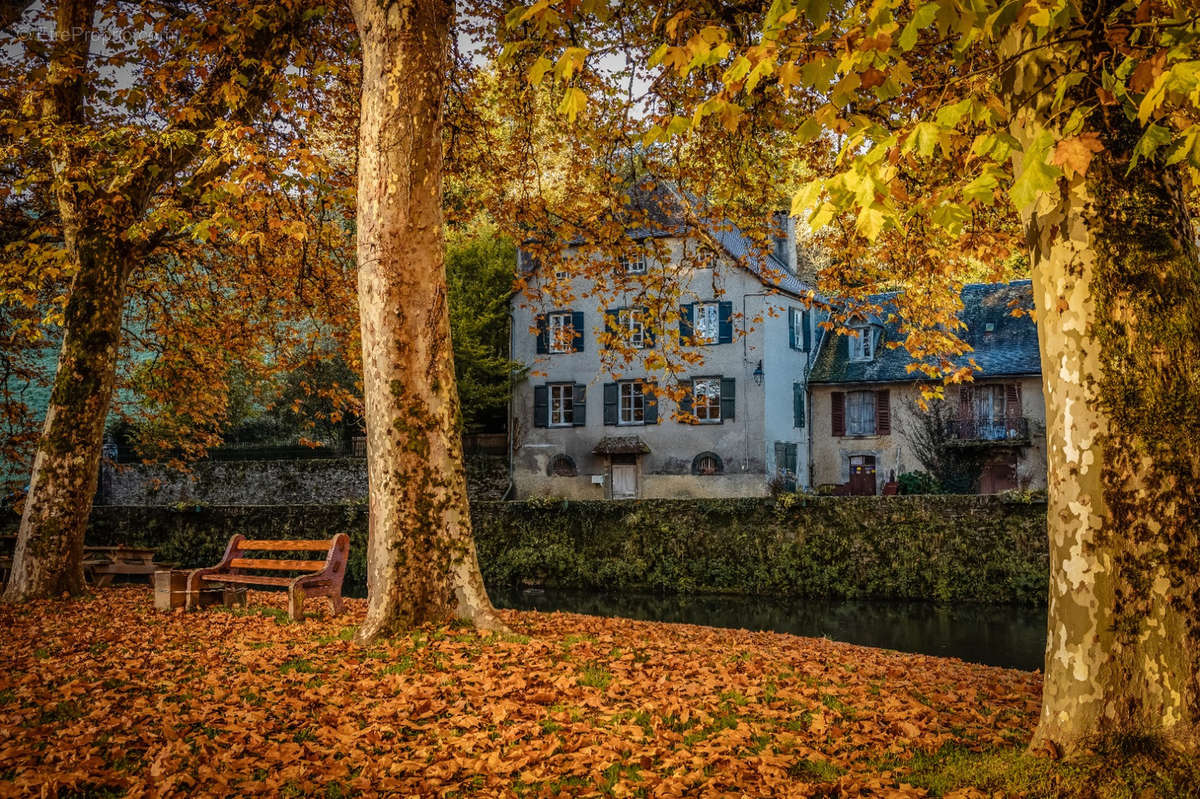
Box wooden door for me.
[848,455,877,495]
[612,464,638,499]
[979,453,1017,494]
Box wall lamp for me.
[753,360,764,386]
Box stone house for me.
[509,190,824,499]
[807,281,1047,495]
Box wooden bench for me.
[186,534,350,620]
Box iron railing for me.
[946,416,1031,443]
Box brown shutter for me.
[831,391,845,437]
[958,385,973,420]
[1005,383,1020,419]
[876,389,891,435]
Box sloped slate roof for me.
[530,180,806,297]
[808,280,1040,385]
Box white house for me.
[508,184,825,499]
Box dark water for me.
[493,588,1046,671]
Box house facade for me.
[807,281,1047,495]
[509,205,824,499]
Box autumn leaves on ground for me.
[0,589,1051,798]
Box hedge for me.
[63,494,1049,605]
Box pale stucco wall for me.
[809,376,1047,493]
[511,235,819,499]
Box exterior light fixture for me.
[753,360,764,386]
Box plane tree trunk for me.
[3,0,308,602]
[349,0,504,642]
[4,239,130,599]
[1007,17,1200,755]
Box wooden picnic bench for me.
[186,534,350,620]
[84,546,171,586]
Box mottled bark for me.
[4,241,130,599]
[1006,19,1200,756]
[350,0,504,641]
[4,0,308,601]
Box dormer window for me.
[620,251,647,274]
[849,324,876,362]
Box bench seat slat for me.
[201,574,296,587]
[239,539,333,552]
[228,558,326,572]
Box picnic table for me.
[0,539,169,587]
[84,546,173,586]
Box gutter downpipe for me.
[502,293,517,502]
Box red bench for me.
[186,534,350,620]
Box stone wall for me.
[72,494,1048,604]
[97,455,509,506]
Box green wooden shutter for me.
[678,380,693,420]
[571,311,585,352]
[788,308,797,349]
[535,315,548,354]
[604,308,619,349]
[720,377,736,421]
[573,385,587,426]
[802,310,812,351]
[533,385,549,427]
[643,382,658,424]
[603,383,618,426]
[793,382,805,428]
[718,301,733,344]
[679,304,694,344]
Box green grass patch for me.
[577,663,613,690]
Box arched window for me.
[547,454,577,477]
[692,451,724,476]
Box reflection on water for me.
[493,588,1046,671]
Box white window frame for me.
[845,390,877,436]
[548,312,573,354]
[620,251,647,274]
[619,308,646,349]
[693,377,722,423]
[694,302,720,345]
[549,383,574,427]
[791,307,807,350]
[618,381,645,425]
[849,324,875,362]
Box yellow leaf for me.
[556,88,587,123]
[527,56,552,85]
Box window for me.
[620,251,647,274]
[693,377,722,422]
[548,454,577,477]
[694,302,720,344]
[619,308,645,349]
[974,384,1010,440]
[548,312,573,354]
[845,390,877,436]
[619,381,644,425]
[549,384,574,426]
[692,452,723,475]
[849,324,875,362]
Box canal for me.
[492,588,1046,671]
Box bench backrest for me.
[217,534,349,576]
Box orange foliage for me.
[0,589,1040,797]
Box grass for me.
[892,738,1200,798]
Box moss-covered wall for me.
[57,494,1048,604]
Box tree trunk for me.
[3,241,130,600]
[350,0,504,642]
[1007,28,1200,755]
